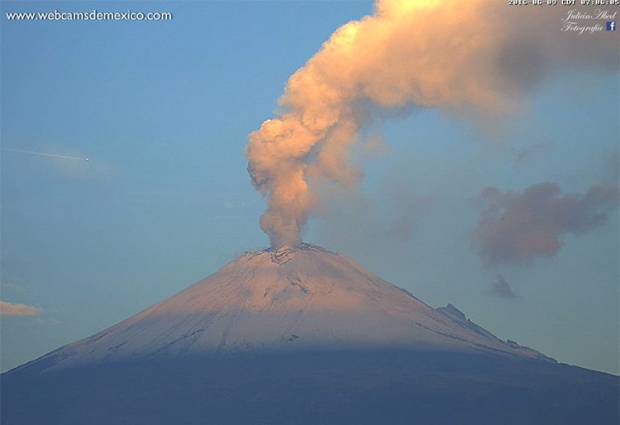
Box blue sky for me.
[1,1,618,374]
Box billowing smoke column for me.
[246,0,617,248]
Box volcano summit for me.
[28,244,549,366]
[2,245,618,425]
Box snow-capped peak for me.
[31,244,553,370]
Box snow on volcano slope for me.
[31,244,551,370]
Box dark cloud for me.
[490,274,516,299]
[474,183,619,266]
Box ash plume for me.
[246,0,618,248]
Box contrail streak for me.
[2,148,89,162]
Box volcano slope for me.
[2,244,618,425]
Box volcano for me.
[2,244,618,425]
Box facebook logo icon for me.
[607,21,616,32]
